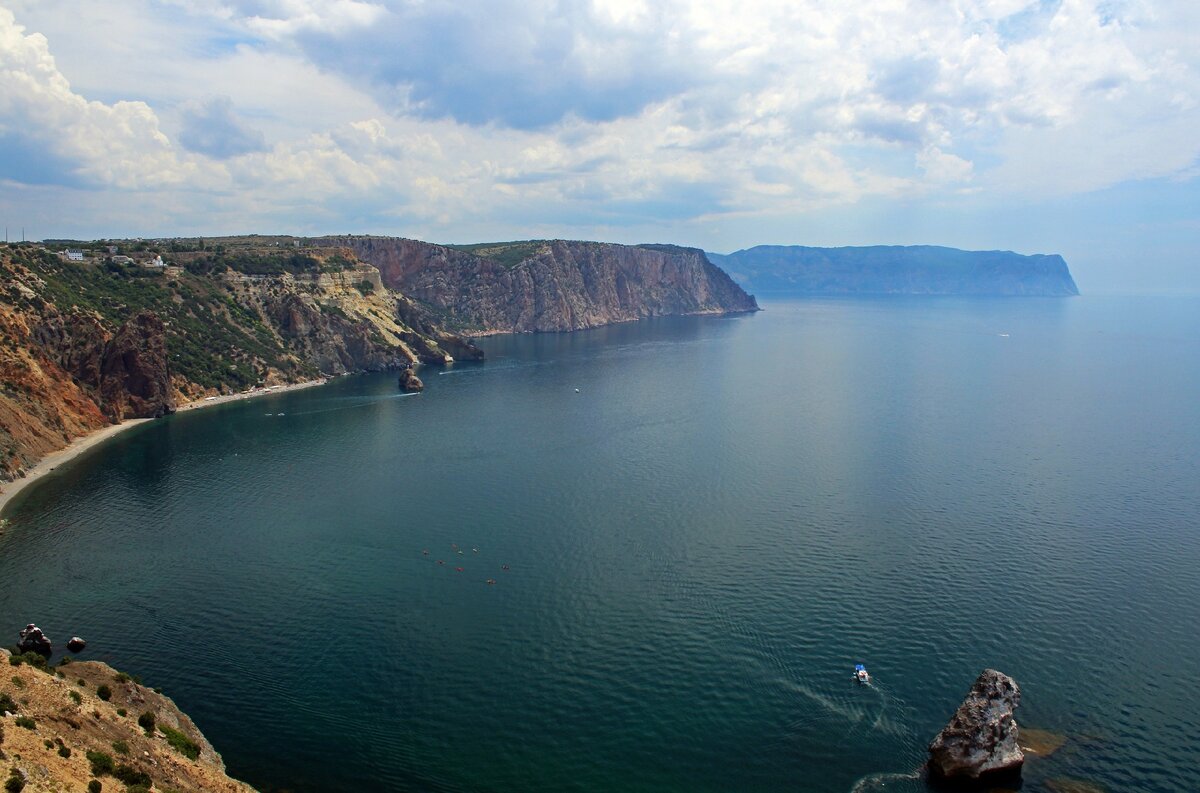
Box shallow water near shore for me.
[2,296,1198,792]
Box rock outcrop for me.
[17,623,52,657]
[316,237,759,333]
[398,367,424,393]
[67,636,86,652]
[99,310,175,420]
[709,245,1080,296]
[928,669,1024,787]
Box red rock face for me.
[319,237,759,333]
[98,311,175,420]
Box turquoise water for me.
[2,296,1198,792]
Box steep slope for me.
[0,243,481,481]
[708,245,1079,296]
[0,649,253,792]
[315,237,759,333]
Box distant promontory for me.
[707,245,1079,296]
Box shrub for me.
[160,726,200,760]
[137,712,155,735]
[111,740,128,755]
[68,690,82,705]
[88,781,102,793]
[112,765,150,787]
[113,673,129,684]
[4,769,24,792]
[115,708,126,718]
[86,749,114,775]
[9,678,22,689]
[13,717,34,730]
[0,693,16,712]
[96,685,112,701]
[77,679,86,687]
[57,745,70,759]
[42,739,53,749]
[7,653,46,671]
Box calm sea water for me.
[2,296,1198,793]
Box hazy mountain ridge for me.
[708,245,1080,296]
[314,236,760,333]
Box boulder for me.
[928,669,1024,787]
[399,368,424,393]
[17,623,52,657]
[67,636,87,653]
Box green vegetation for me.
[112,764,151,787]
[160,726,200,760]
[0,693,16,712]
[137,711,155,735]
[112,739,129,755]
[69,690,82,704]
[116,708,126,717]
[96,684,112,701]
[57,744,70,758]
[86,749,115,775]
[10,247,304,391]
[13,716,34,730]
[5,768,24,792]
[444,241,545,268]
[113,672,129,683]
[9,677,21,689]
[88,780,102,793]
[8,653,47,670]
[356,279,375,296]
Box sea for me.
[1,295,1198,793]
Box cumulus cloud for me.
[0,0,1197,250]
[178,96,268,158]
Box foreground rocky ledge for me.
[0,648,253,792]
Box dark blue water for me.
[2,296,1198,792]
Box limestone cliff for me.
[315,237,759,333]
[708,245,1080,296]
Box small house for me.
[65,249,84,261]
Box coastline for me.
[0,377,328,520]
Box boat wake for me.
[847,770,921,792]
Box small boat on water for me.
[854,664,870,684]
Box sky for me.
[0,0,1197,293]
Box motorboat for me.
[854,664,870,684]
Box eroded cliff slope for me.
[0,242,481,481]
[315,237,759,333]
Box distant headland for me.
[707,245,1080,296]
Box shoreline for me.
[0,377,328,520]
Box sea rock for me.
[67,636,87,653]
[17,623,52,657]
[928,669,1024,787]
[399,368,424,393]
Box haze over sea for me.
[1,295,1198,793]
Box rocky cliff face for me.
[316,237,759,333]
[0,244,482,482]
[709,245,1080,296]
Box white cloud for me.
[0,0,1196,249]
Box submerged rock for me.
[17,623,52,657]
[67,636,87,653]
[399,368,424,393]
[928,669,1024,787]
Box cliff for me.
[0,648,253,792]
[708,245,1080,296]
[0,242,481,481]
[314,237,759,333]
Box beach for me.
[0,378,328,519]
